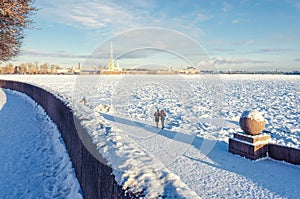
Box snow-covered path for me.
[0,89,82,198]
[102,111,300,198]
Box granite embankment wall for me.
[0,80,127,199]
[268,143,300,165]
[229,132,300,165]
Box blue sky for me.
[10,0,300,71]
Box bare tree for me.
[5,63,14,74]
[27,62,34,74]
[29,62,38,74]
[0,0,36,61]
[40,62,49,74]
[50,64,56,74]
[19,63,27,74]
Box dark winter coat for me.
[154,112,160,122]
[160,111,166,121]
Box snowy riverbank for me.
[0,88,82,198]
[1,74,299,198]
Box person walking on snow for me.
[160,109,166,129]
[154,109,161,128]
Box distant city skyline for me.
[5,0,300,71]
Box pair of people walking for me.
[154,109,166,129]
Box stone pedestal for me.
[229,133,271,160]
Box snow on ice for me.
[0,74,299,198]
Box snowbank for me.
[76,103,200,198]
[0,88,82,198]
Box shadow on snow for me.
[100,112,300,198]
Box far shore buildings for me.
[2,40,200,75]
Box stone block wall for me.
[229,133,270,160]
[229,132,300,165]
[268,143,300,165]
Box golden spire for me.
[107,40,114,71]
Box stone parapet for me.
[229,132,300,165]
[268,143,300,165]
[229,133,270,160]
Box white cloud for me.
[209,39,254,46]
[86,27,210,67]
[38,0,206,40]
[232,19,240,24]
[199,57,269,67]
[40,1,137,31]
[67,15,106,28]
[195,13,213,22]
[257,48,300,53]
[19,49,88,59]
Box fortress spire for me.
[107,40,114,71]
[105,40,122,73]
[110,40,113,61]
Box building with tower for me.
[105,41,122,73]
